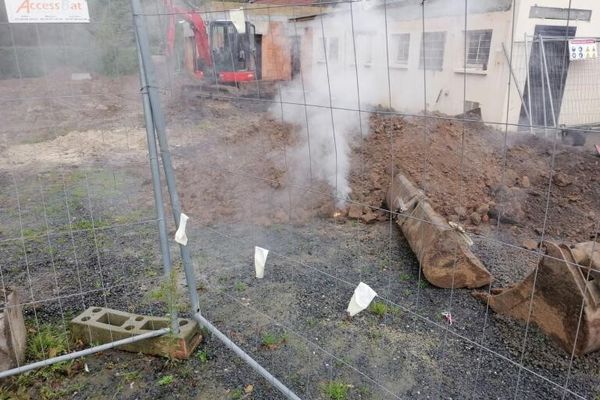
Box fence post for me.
[131,0,200,315]
[134,29,179,335]
[538,35,549,136]
[524,33,534,134]
[502,42,531,126]
[540,35,558,128]
[130,3,304,399]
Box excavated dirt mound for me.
[349,113,600,244]
[165,98,599,245]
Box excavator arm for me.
[163,0,256,84]
[164,0,212,69]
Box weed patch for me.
[323,381,349,400]
[261,332,287,350]
[157,375,174,386]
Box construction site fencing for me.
[0,0,179,382]
[508,36,600,135]
[0,0,599,399]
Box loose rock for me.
[348,204,362,219]
[489,185,526,225]
[476,203,490,216]
[522,239,538,251]
[470,212,482,226]
[361,211,377,224]
[454,206,467,217]
[553,172,572,187]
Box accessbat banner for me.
[4,0,90,23]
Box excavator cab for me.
[209,20,256,84]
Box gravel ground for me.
[1,167,599,399]
[187,220,600,399]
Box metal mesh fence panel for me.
[1,0,600,399]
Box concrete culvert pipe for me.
[386,174,492,289]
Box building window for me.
[316,37,326,61]
[317,37,340,63]
[465,29,492,69]
[356,33,374,65]
[420,32,446,71]
[391,33,410,65]
[328,37,339,62]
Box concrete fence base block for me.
[71,307,202,359]
[0,288,27,371]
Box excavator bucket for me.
[386,175,492,288]
[474,241,600,355]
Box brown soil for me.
[0,73,142,148]
[163,94,337,226]
[1,75,597,245]
[349,113,600,244]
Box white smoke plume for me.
[270,2,392,207]
[269,0,502,207]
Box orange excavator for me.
[164,0,257,84]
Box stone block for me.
[71,307,201,359]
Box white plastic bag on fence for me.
[174,213,189,246]
[254,246,269,279]
[347,282,377,317]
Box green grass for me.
[196,349,209,363]
[21,227,44,239]
[37,361,75,381]
[418,280,429,289]
[39,384,68,400]
[230,387,244,399]
[157,375,174,386]
[261,332,287,349]
[0,385,28,399]
[399,272,411,282]
[148,266,187,314]
[37,381,85,400]
[234,282,247,292]
[369,300,402,318]
[69,218,115,231]
[369,301,389,317]
[122,370,141,382]
[28,324,69,360]
[19,128,70,145]
[378,256,391,270]
[306,317,318,328]
[323,381,349,400]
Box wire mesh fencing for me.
[0,0,188,392]
[1,0,600,399]
[131,0,600,399]
[509,36,600,136]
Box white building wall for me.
[386,10,514,124]
[298,0,600,130]
[303,5,514,124]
